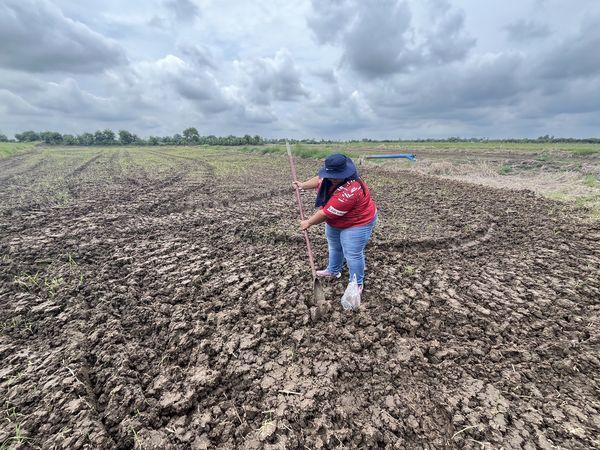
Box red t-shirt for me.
[320,179,377,228]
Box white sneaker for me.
[315,270,341,279]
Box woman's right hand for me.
[292,181,304,190]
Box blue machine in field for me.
[363,153,417,162]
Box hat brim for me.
[318,158,357,179]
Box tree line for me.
[5,128,264,146]
[2,130,600,145]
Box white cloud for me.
[504,19,551,42]
[163,0,200,24]
[536,16,600,80]
[0,90,41,116]
[235,49,309,105]
[307,0,474,78]
[0,0,127,73]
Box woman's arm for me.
[294,175,320,190]
[300,209,327,230]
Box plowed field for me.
[1,146,598,449]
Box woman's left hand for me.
[300,219,311,230]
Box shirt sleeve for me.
[321,183,359,219]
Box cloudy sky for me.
[1,0,600,139]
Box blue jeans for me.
[325,213,377,285]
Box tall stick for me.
[286,142,317,277]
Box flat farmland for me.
[0,145,598,449]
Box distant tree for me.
[172,133,184,145]
[148,136,160,146]
[103,129,116,144]
[118,130,135,145]
[221,135,234,145]
[93,131,104,145]
[77,133,94,146]
[62,134,77,145]
[132,135,145,145]
[40,131,63,145]
[0,133,8,142]
[94,129,116,145]
[183,127,200,144]
[15,130,40,142]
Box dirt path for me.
[0,149,598,449]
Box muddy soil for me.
[1,147,599,449]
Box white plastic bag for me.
[341,274,361,311]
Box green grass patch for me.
[536,153,550,162]
[238,144,336,159]
[575,196,600,220]
[499,164,513,175]
[571,147,600,156]
[0,142,39,158]
[547,191,600,220]
[293,143,333,159]
[547,191,568,201]
[403,265,416,276]
[583,174,599,188]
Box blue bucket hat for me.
[318,153,358,179]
